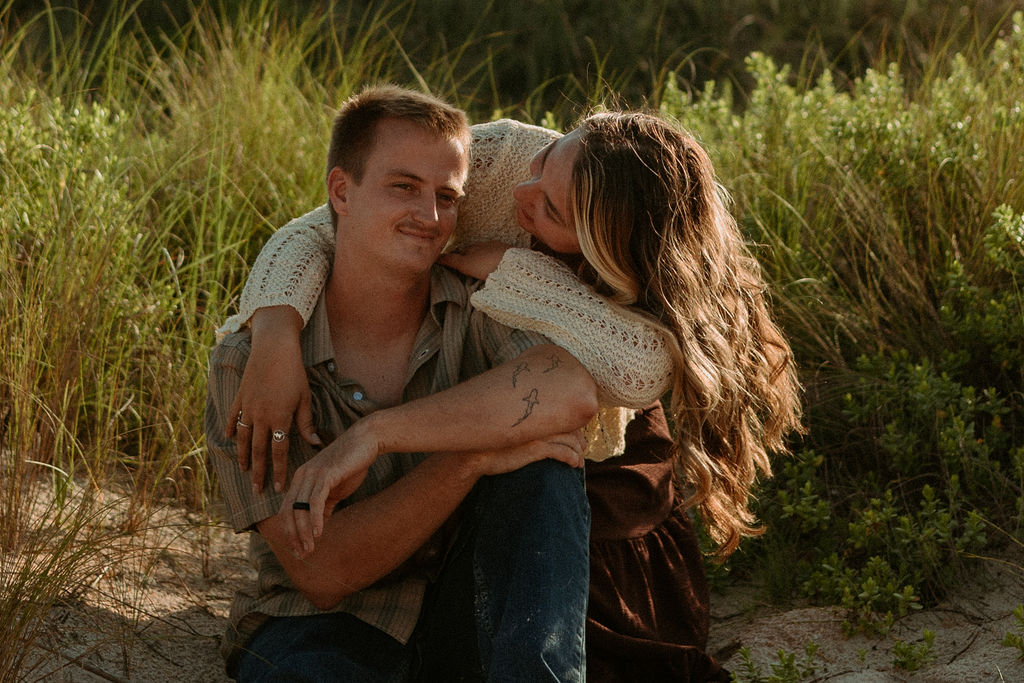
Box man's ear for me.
[327,167,350,217]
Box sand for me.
[21,506,1024,682]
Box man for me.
[205,85,598,681]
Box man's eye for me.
[438,194,458,207]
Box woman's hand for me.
[438,241,511,280]
[226,306,321,494]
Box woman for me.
[224,113,801,680]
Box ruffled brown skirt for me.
[585,404,729,682]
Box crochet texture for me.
[220,119,675,459]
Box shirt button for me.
[353,391,364,401]
[327,362,335,372]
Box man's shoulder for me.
[430,263,480,304]
[210,328,253,369]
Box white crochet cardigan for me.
[220,119,674,460]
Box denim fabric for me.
[236,611,413,682]
[236,460,589,683]
[471,460,590,682]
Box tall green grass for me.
[0,1,461,677]
[1,0,1022,677]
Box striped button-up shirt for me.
[205,264,546,666]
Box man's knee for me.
[482,459,586,507]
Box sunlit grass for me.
[1,0,1023,677]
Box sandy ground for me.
[20,504,1024,682]
[707,552,1024,682]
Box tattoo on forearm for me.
[511,362,530,387]
[543,353,562,373]
[512,388,540,427]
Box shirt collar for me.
[300,264,470,369]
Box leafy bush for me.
[1002,605,1024,659]
[675,12,1024,630]
[731,643,819,683]
[3,2,1024,677]
[892,629,936,671]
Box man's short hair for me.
[325,84,470,185]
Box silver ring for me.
[272,429,287,443]
[236,414,251,429]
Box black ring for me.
[292,501,311,511]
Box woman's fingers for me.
[295,393,322,447]
[236,415,253,475]
[270,428,291,493]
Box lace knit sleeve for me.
[218,119,555,336]
[217,204,335,336]
[449,119,560,251]
[470,248,674,409]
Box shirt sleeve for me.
[205,333,287,531]
[218,205,336,337]
[470,248,675,409]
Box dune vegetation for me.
[1,1,1022,678]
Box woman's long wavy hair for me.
[571,112,803,558]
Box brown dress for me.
[585,403,730,682]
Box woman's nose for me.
[512,179,532,205]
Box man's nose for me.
[412,195,440,224]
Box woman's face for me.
[512,129,583,253]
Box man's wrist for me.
[430,450,488,486]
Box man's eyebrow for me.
[538,144,565,224]
[383,168,423,182]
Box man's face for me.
[329,118,468,276]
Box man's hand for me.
[279,425,587,557]
[471,429,587,477]
[279,418,384,555]
[225,306,321,494]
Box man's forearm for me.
[258,450,481,609]
[365,343,598,456]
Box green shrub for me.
[681,12,1024,630]
[731,643,819,683]
[892,629,936,671]
[1002,605,1024,659]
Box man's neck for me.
[322,256,434,406]
[325,259,432,343]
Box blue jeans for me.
[470,459,589,681]
[237,459,590,682]
[236,612,413,682]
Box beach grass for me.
[1,0,1022,677]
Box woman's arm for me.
[222,206,335,492]
[470,248,675,408]
[219,204,336,336]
